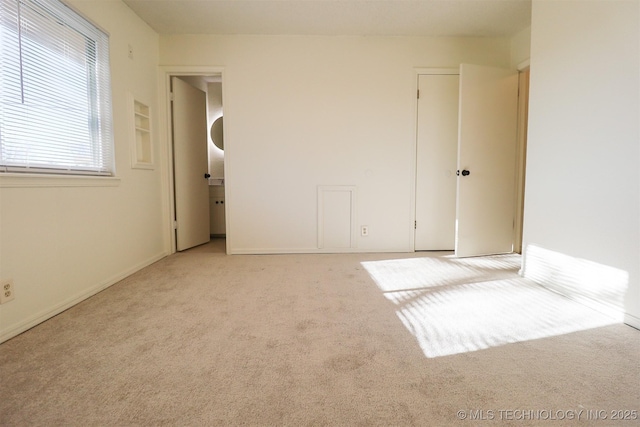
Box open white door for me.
[455,64,519,257]
[172,77,210,251]
[415,73,459,250]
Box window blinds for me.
[0,0,114,175]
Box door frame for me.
[158,66,227,255]
[411,68,459,251]
[412,64,530,255]
[514,59,530,253]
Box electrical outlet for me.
[361,226,369,236]
[0,279,15,304]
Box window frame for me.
[0,0,115,178]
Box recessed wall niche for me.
[129,93,153,169]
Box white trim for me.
[521,244,629,322]
[513,69,530,253]
[517,59,530,71]
[624,313,640,330]
[157,66,227,255]
[0,251,168,344]
[59,0,110,36]
[128,92,154,170]
[0,174,120,188]
[411,67,461,251]
[230,247,411,255]
[160,66,226,75]
[414,67,459,75]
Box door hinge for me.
[414,220,417,230]
[173,220,178,230]
[169,92,174,102]
[417,89,420,99]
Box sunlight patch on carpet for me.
[362,254,621,358]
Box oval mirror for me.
[210,116,224,150]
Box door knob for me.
[204,173,211,179]
[461,170,470,176]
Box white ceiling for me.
[122,0,532,37]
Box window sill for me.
[0,173,121,188]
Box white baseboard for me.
[624,313,640,330]
[229,247,413,255]
[0,251,168,344]
[521,244,631,324]
[231,247,325,255]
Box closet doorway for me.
[414,65,522,257]
[414,70,459,251]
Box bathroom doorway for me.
[160,67,227,254]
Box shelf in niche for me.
[129,94,154,170]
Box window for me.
[0,0,114,176]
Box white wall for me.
[160,35,511,253]
[0,1,165,342]
[207,82,225,178]
[177,75,208,92]
[523,0,640,325]
[510,25,531,68]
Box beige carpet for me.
[1,239,638,426]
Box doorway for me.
[414,70,459,251]
[160,68,226,254]
[414,64,524,257]
[514,66,530,254]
